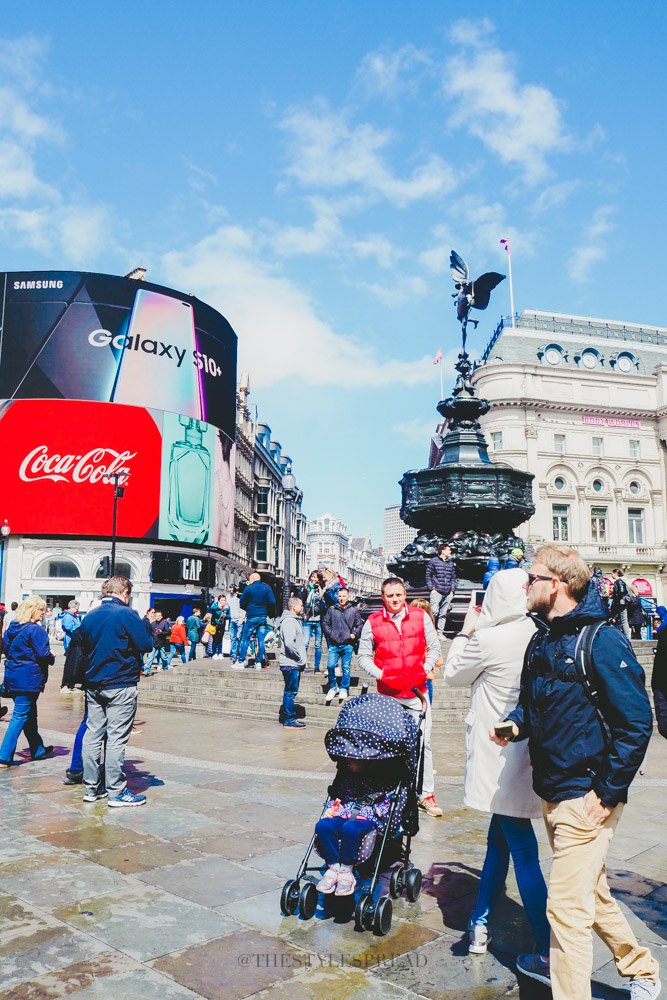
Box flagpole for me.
[501,239,515,327]
[439,360,443,400]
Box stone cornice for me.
[479,397,655,420]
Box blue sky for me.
[2,2,666,545]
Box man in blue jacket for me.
[494,545,659,999]
[79,576,152,808]
[236,573,276,670]
[58,600,81,652]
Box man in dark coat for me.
[322,589,364,704]
[425,543,457,635]
[494,545,659,997]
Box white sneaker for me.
[325,687,339,703]
[237,661,247,669]
[468,923,491,954]
[229,663,244,670]
[254,664,262,670]
[338,689,348,702]
[630,978,662,1000]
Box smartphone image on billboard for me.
[112,288,203,419]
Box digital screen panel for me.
[0,271,237,439]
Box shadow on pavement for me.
[124,759,165,791]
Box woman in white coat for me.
[444,568,550,959]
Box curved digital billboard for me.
[0,271,237,438]
[0,272,237,550]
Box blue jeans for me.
[238,617,268,663]
[302,620,322,670]
[471,814,550,955]
[145,647,168,671]
[70,710,88,772]
[188,641,198,661]
[229,620,242,660]
[315,816,375,865]
[212,633,223,656]
[327,643,352,692]
[426,678,433,705]
[281,667,301,724]
[0,694,47,763]
[166,643,186,667]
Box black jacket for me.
[507,583,653,807]
[652,630,667,738]
[322,604,364,646]
[425,556,457,595]
[611,576,630,613]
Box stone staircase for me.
[138,640,657,733]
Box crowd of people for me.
[0,543,665,996]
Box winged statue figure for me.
[450,250,505,350]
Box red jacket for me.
[369,605,427,699]
[169,622,188,646]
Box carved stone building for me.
[473,309,667,600]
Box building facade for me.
[383,504,418,563]
[306,515,385,595]
[473,309,667,600]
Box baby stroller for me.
[280,686,427,936]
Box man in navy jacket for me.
[493,545,659,998]
[79,576,152,808]
[425,543,457,634]
[236,573,276,669]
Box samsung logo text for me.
[13,279,64,290]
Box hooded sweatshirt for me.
[444,569,540,818]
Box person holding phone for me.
[444,569,550,960]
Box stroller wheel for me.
[372,895,393,936]
[354,892,373,931]
[389,867,405,899]
[280,879,300,916]
[298,881,318,920]
[405,868,422,902]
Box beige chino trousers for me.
[542,797,658,1000]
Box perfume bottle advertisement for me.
[158,410,216,544]
[211,431,235,553]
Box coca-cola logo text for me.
[19,446,136,484]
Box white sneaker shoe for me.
[237,661,247,669]
[325,687,339,703]
[229,663,244,670]
[338,689,348,702]
[468,923,491,954]
[630,978,662,1000]
[254,664,262,670]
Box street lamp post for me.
[0,519,10,603]
[102,470,129,577]
[281,465,302,612]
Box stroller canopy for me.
[324,692,419,772]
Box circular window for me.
[581,350,598,369]
[616,353,634,373]
[545,347,562,366]
[629,481,640,495]
[593,479,603,492]
[554,476,565,490]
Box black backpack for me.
[573,621,613,749]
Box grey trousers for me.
[429,590,453,634]
[83,686,138,797]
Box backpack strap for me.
[574,621,612,749]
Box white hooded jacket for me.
[444,568,541,818]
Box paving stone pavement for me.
[0,679,665,999]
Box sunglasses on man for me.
[526,573,556,588]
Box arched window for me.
[95,559,133,579]
[35,558,81,578]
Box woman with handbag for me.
[0,597,55,767]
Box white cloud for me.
[568,206,616,283]
[443,21,571,184]
[0,35,114,264]
[355,44,432,99]
[266,197,343,256]
[392,416,441,446]
[418,205,536,282]
[352,233,404,269]
[532,180,581,214]
[279,101,456,207]
[160,225,435,389]
[354,273,428,306]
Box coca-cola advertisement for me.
[0,399,161,537]
[0,271,237,439]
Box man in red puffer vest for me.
[358,576,443,817]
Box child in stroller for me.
[280,688,428,935]
[315,756,396,896]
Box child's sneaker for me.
[335,866,357,896]
[316,865,339,894]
